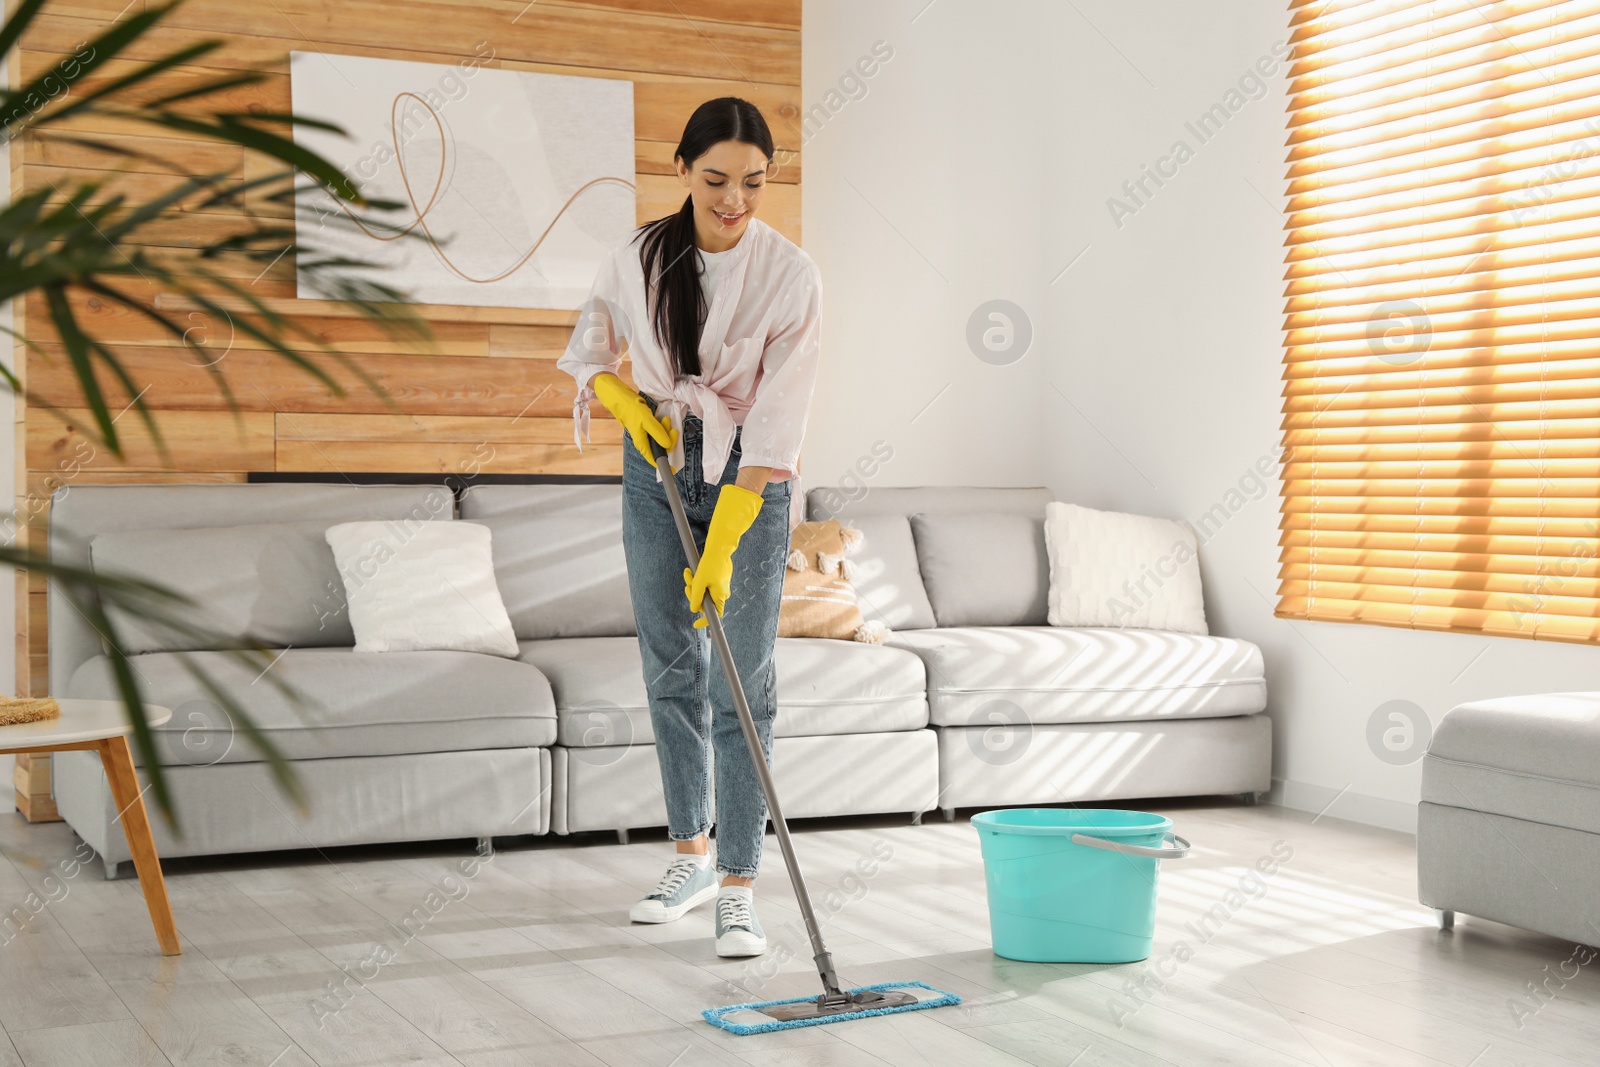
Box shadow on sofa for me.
[46,481,1269,876]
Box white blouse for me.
[558,216,823,532]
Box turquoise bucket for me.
[971,808,1191,963]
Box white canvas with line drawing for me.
[289,50,636,310]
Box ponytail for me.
[638,196,706,377]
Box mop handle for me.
[647,435,845,999]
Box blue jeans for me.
[621,405,793,879]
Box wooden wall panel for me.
[36,2,800,82]
[274,413,625,475]
[12,0,801,693]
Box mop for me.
[646,435,962,1035]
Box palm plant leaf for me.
[0,0,46,61]
[4,544,310,833]
[0,0,435,826]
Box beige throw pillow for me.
[777,520,888,643]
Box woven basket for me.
[0,696,61,726]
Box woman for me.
[557,97,822,958]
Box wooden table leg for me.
[97,735,181,956]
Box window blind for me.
[1279,0,1600,643]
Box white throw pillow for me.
[1044,502,1208,634]
[324,520,519,656]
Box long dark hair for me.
[637,97,774,379]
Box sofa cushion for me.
[324,519,519,657]
[885,626,1266,726]
[64,647,556,764]
[832,515,937,631]
[909,512,1049,626]
[778,520,868,640]
[807,484,1052,522]
[516,636,928,746]
[460,484,636,639]
[806,485,1052,632]
[49,483,454,697]
[1423,692,1600,836]
[1044,502,1207,634]
[89,520,355,654]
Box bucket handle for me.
[1070,831,1191,860]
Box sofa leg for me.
[911,811,923,826]
[476,836,494,858]
[104,860,121,881]
[1435,908,1455,931]
[1240,791,1261,806]
[616,828,630,846]
[941,807,956,823]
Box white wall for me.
[799,0,1050,495]
[804,0,1600,833]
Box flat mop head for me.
[703,981,961,1035]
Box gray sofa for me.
[1418,692,1600,944]
[49,484,555,876]
[47,481,1270,874]
[814,487,1271,817]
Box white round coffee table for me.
[0,699,180,955]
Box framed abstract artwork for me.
[289,50,636,310]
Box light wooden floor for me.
[0,799,1594,1066]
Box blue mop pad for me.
[703,981,962,1035]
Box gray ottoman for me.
[1418,692,1600,945]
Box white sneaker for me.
[629,854,718,924]
[714,885,766,957]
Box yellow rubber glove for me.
[592,372,678,470]
[684,484,765,629]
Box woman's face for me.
[677,139,770,246]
